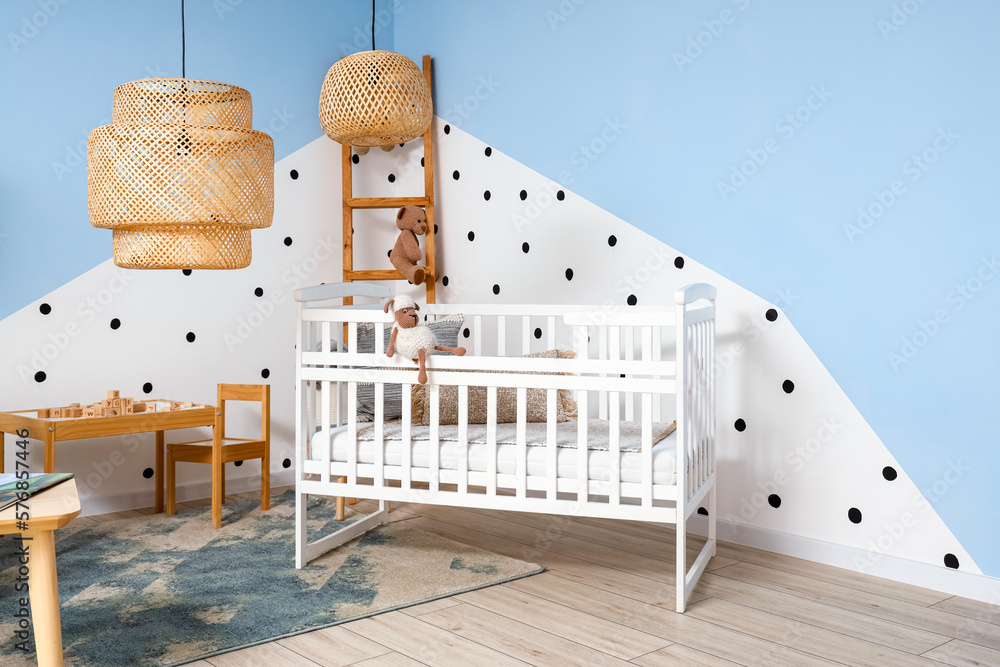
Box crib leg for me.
[336,477,346,521]
[676,508,687,613]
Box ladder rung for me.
[346,270,434,282]
[346,197,430,209]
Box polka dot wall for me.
[0,116,978,587]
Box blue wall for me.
[0,0,393,318]
[395,0,1000,575]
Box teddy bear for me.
[384,294,465,384]
[389,205,430,285]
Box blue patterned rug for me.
[0,490,542,666]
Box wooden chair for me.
[166,384,270,529]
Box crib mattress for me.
[310,423,677,485]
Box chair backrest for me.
[216,383,270,441]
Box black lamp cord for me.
[371,0,375,50]
[181,0,186,77]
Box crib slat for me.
[546,389,557,500]
[429,383,440,492]
[348,322,358,353]
[374,383,384,489]
[487,386,498,496]
[321,321,331,353]
[458,385,469,495]
[497,315,506,356]
[599,327,609,421]
[516,386,527,498]
[652,326,662,423]
[609,387,620,507]
[522,315,531,355]
[547,316,556,350]
[577,390,589,504]
[608,327,619,423]
[321,380,332,484]
[625,326,635,422]
[473,315,483,356]
[347,382,358,486]
[401,383,412,490]
[642,392,653,507]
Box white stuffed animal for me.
[384,295,465,384]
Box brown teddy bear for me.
[390,205,429,284]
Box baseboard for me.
[77,469,296,517]
[708,517,1000,606]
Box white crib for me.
[293,282,717,612]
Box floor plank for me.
[276,625,391,666]
[921,639,1000,667]
[930,596,1000,625]
[346,652,428,667]
[631,643,743,666]
[205,641,322,666]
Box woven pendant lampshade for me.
[319,50,432,152]
[87,78,274,269]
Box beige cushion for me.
[411,349,578,426]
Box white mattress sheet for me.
[309,425,677,485]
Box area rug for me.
[0,490,543,666]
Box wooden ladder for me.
[342,54,436,305]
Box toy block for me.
[67,407,82,418]
[133,401,146,413]
[108,390,120,400]
[82,407,95,417]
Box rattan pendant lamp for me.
[318,1,432,154]
[87,1,273,269]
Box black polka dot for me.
[734,418,746,432]
[254,287,264,297]
[768,494,781,508]
[186,332,196,343]
[352,154,360,164]
[235,460,243,467]
[434,224,438,235]
[142,468,154,479]
[110,318,121,330]
[848,508,863,524]
[282,458,291,469]
[444,124,451,134]
[34,371,46,383]
[143,382,153,394]
[608,235,617,247]
[442,276,449,287]
[557,190,565,201]
[468,231,475,241]
[289,169,299,180]
[492,284,500,295]
[944,553,959,569]
[39,303,51,315]
[463,328,470,338]
[782,379,795,394]
[766,308,778,322]
[452,170,460,180]
[565,268,574,280]
[483,190,491,201]
[387,173,396,183]
[399,143,404,148]
[674,257,685,269]
[620,374,626,378]
[283,237,293,246]
[182,269,192,276]
[485,147,492,157]
[882,466,898,481]
[627,294,637,306]
[519,189,527,201]
[697,507,708,516]
[261,368,270,379]
[387,250,392,258]
[420,157,424,167]
[522,242,529,253]
[534,328,542,339]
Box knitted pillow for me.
[410,349,578,426]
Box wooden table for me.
[0,402,215,513]
[0,478,80,667]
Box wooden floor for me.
[81,487,1000,667]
